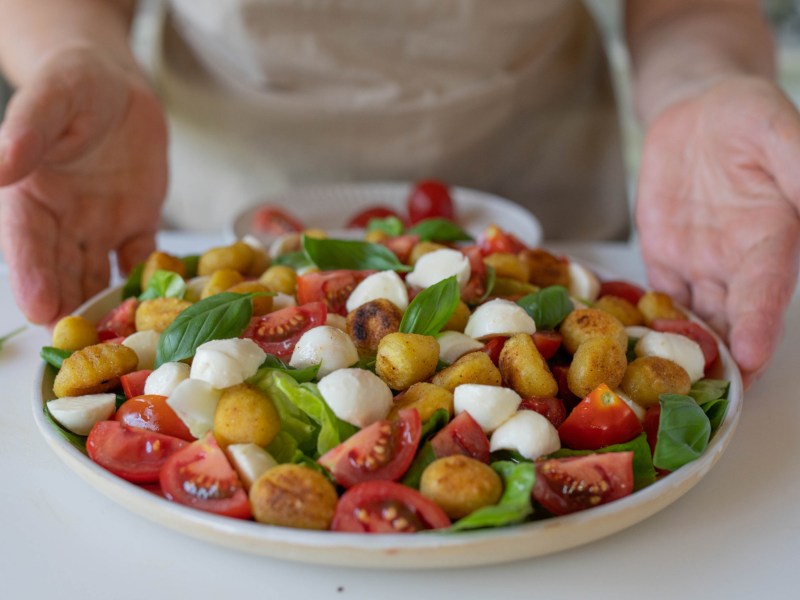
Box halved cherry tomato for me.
[252,205,304,235]
[481,336,507,366]
[318,408,421,488]
[379,234,420,264]
[120,369,153,399]
[407,180,455,224]
[430,411,490,463]
[115,394,194,441]
[552,364,581,410]
[460,245,489,304]
[242,301,327,359]
[159,433,251,519]
[87,421,188,484]
[650,318,719,371]
[478,224,527,256]
[532,330,562,360]
[519,396,567,428]
[296,271,372,316]
[598,280,646,306]
[332,480,451,532]
[558,384,643,450]
[533,452,634,515]
[346,206,404,229]
[97,297,138,340]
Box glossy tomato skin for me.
[295,271,372,316]
[598,280,646,306]
[460,245,489,304]
[430,411,491,463]
[650,318,719,372]
[379,234,420,265]
[97,297,138,340]
[346,206,404,228]
[318,409,421,488]
[533,452,634,515]
[407,180,455,224]
[532,330,562,360]
[120,370,153,399]
[87,421,189,484]
[552,364,581,411]
[332,480,451,533]
[481,336,507,366]
[558,384,643,450]
[242,301,327,359]
[519,396,567,429]
[478,224,527,256]
[253,205,304,235]
[160,433,251,519]
[643,404,661,455]
[115,394,195,441]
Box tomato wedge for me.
[87,421,188,484]
[533,452,634,515]
[478,224,527,256]
[159,433,251,519]
[379,234,420,264]
[318,409,421,488]
[532,330,562,360]
[115,394,195,441]
[295,271,372,316]
[650,318,719,372]
[332,480,451,533]
[242,301,326,359]
[97,297,138,340]
[519,396,567,428]
[598,280,646,306]
[481,336,507,366]
[558,384,643,450]
[460,245,489,304]
[120,369,153,399]
[253,205,304,235]
[430,411,490,463]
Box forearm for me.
[0,0,138,86]
[626,0,775,125]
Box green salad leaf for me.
[260,354,321,383]
[653,394,711,471]
[517,285,573,330]
[399,276,459,336]
[401,442,437,490]
[121,262,144,299]
[408,218,473,242]
[366,216,405,237]
[689,379,730,404]
[139,269,187,301]
[420,408,450,443]
[303,236,412,272]
[40,346,72,370]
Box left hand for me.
[636,76,800,388]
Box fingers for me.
[763,94,800,213]
[689,278,729,340]
[116,232,157,274]
[644,262,691,307]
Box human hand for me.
[636,76,800,387]
[0,46,167,325]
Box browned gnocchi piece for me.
[559,308,628,355]
[197,241,255,276]
[388,382,454,422]
[53,343,139,398]
[249,464,338,530]
[141,251,186,289]
[258,265,297,295]
[519,248,569,287]
[441,300,471,333]
[567,336,627,399]
[51,315,99,352]
[483,252,530,283]
[621,356,692,408]
[214,384,281,448]
[376,332,439,391]
[637,291,686,325]
[593,295,645,327]
[225,281,274,316]
[135,297,193,333]
[431,351,502,392]
[409,241,448,266]
[499,333,558,398]
[201,268,245,299]
[420,455,503,519]
[346,298,403,355]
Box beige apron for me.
[154,0,629,241]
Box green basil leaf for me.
[400,276,459,336]
[401,442,437,490]
[43,399,87,454]
[476,265,497,304]
[448,461,535,531]
[407,218,473,242]
[354,356,377,373]
[653,394,711,471]
[138,269,187,301]
[420,408,450,443]
[273,251,314,271]
[689,379,730,404]
[115,392,127,409]
[517,285,573,330]
[260,354,321,383]
[121,262,144,299]
[155,292,256,367]
[181,255,200,279]
[303,236,412,272]
[367,216,405,237]
[700,399,729,432]
[40,346,72,370]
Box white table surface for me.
[2,232,798,600]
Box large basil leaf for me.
[40,346,73,370]
[408,218,473,242]
[367,216,405,237]
[653,394,711,471]
[517,285,573,330]
[121,262,144,299]
[448,461,535,531]
[399,276,459,336]
[138,269,187,301]
[155,292,256,367]
[303,236,412,272]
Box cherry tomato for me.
[533,452,634,515]
[551,364,581,411]
[460,245,489,304]
[407,180,455,224]
[598,280,646,306]
[481,336,507,366]
[379,234,420,264]
[518,396,567,428]
[160,433,251,519]
[242,301,327,359]
[97,297,138,340]
[346,206,404,229]
[295,271,372,316]
[332,480,451,533]
[478,224,527,256]
[643,404,661,455]
[558,384,643,450]
[120,369,153,399]
[532,330,562,360]
[318,409,421,488]
[252,205,304,235]
[650,318,719,372]
[115,394,195,441]
[87,421,188,484]
[430,411,491,463]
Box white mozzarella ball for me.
[271,292,297,311]
[166,378,222,438]
[122,330,160,370]
[325,313,348,331]
[568,261,601,302]
[145,361,191,396]
[490,410,561,459]
[454,384,522,433]
[225,443,278,490]
[345,270,409,313]
[614,389,647,421]
[317,368,393,428]
[625,325,653,340]
[47,393,116,436]
[635,331,705,382]
[289,325,359,378]
[437,331,484,364]
[464,299,536,340]
[405,248,471,290]
[190,338,267,389]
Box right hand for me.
[0,46,168,325]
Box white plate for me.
[228,182,544,247]
[33,282,742,569]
